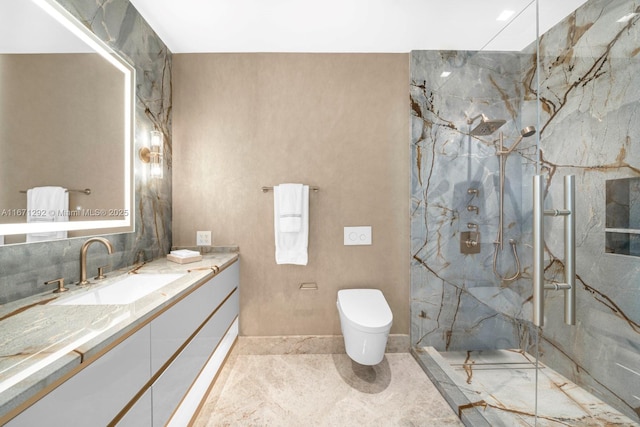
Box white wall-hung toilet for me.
[337,289,393,365]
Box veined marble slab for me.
[420,347,638,427]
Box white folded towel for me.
[274,184,309,265]
[26,186,68,242]
[170,249,201,258]
[277,183,303,232]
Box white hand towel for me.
[277,183,303,232]
[26,186,68,242]
[274,184,309,265]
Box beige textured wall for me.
[173,53,409,336]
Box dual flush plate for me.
[344,226,372,245]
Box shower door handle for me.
[562,175,576,325]
[532,174,576,327]
[533,175,545,326]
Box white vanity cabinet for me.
[150,261,239,373]
[152,289,239,425]
[148,261,239,426]
[7,258,239,427]
[7,324,152,427]
[118,260,239,426]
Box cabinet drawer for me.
[7,325,151,427]
[116,388,152,427]
[150,261,239,372]
[152,289,239,426]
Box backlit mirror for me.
[0,0,134,245]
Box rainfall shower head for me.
[468,114,506,136]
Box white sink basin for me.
[52,273,185,305]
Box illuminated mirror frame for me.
[0,0,135,237]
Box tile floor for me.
[193,348,463,426]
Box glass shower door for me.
[411,0,639,425]
[530,0,640,424]
[409,0,544,418]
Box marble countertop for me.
[0,250,239,421]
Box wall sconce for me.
[139,130,163,179]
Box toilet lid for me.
[337,289,393,330]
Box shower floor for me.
[412,347,638,427]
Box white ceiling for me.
[0,0,588,54]
[0,0,94,53]
[129,0,588,53]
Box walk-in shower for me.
[411,0,640,424]
[413,105,632,425]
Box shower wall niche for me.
[606,177,640,256]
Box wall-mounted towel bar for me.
[19,188,91,195]
[262,186,319,193]
[533,174,576,327]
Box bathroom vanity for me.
[0,253,239,426]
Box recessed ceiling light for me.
[497,10,515,21]
[617,12,638,23]
[440,71,451,78]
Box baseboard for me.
[236,334,410,355]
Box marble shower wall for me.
[410,50,537,353]
[0,0,172,303]
[411,0,640,421]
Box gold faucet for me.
[79,237,114,285]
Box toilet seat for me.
[337,289,392,333]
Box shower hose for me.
[493,239,521,282]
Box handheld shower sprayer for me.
[493,125,537,282]
[464,112,538,282]
[498,126,536,155]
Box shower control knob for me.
[460,231,481,254]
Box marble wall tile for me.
[410,49,537,353]
[0,0,172,304]
[411,0,640,421]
